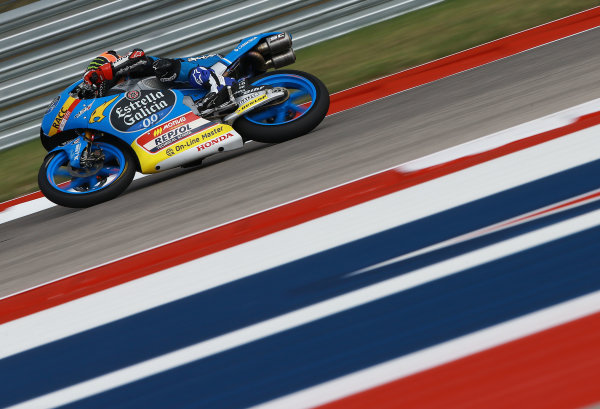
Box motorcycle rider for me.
[81,49,238,116]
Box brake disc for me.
[67,149,105,178]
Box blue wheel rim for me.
[245,74,317,126]
[46,143,126,195]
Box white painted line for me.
[8,209,600,409]
[347,188,600,277]
[250,290,600,409]
[1,125,599,359]
[0,173,147,224]
[398,98,600,172]
[0,197,55,224]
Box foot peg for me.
[197,86,238,118]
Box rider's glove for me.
[152,58,181,82]
[83,62,114,86]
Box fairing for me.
[39,32,293,174]
[40,78,241,174]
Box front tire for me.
[38,142,136,208]
[233,70,329,143]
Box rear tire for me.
[233,70,329,143]
[38,142,136,208]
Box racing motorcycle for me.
[38,32,329,208]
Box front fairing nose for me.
[41,80,86,136]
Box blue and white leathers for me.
[188,65,236,92]
[149,54,236,92]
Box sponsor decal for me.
[268,33,286,41]
[126,90,141,101]
[45,96,60,114]
[74,103,93,119]
[136,112,210,153]
[169,127,230,154]
[49,97,80,136]
[59,110,72,131]
[69,138,82,163]
[129,50,145,59]
[152,124,193,150]
[51,106,69,134]
[90,96,119,124]
[110,90,176,132]
[161,71,177,82]
[234,85,267,98]
[236,91,267,107]
[153,115,186,137]
[155,125,232,157]
[113,55,129,68]
[114,58,148,76]
[133,125,236,172]
[233,36,257,52]
[199,126,224,141]
[196,132,234,151]
[235,94,268,114]
[164,126,225,154]
[187,54,217,62]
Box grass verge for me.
[289,0,599,93]
[0,139,47,202]
[1,0,598,203]
[0,0,39,14]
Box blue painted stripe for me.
[1,159,599,407]
[62,226,600,408]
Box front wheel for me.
[38,142,136,208]
[233,70,330,143]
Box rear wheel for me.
[38,142,136,208]
[233,70,329,143]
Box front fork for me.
[82,130,96,165]
[49,131,95,169]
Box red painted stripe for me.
[498,189,600,228]
[1,109,600,325]
[0,192,45,213]
[317,312,600,409]
[2,8,600,324]
[328,6,600,115]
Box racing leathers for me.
[82,50,237,116]
[154,55,238,115]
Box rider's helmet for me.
[86,50,119,72]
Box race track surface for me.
[2,27,600,298]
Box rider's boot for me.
[197,85,238,117]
